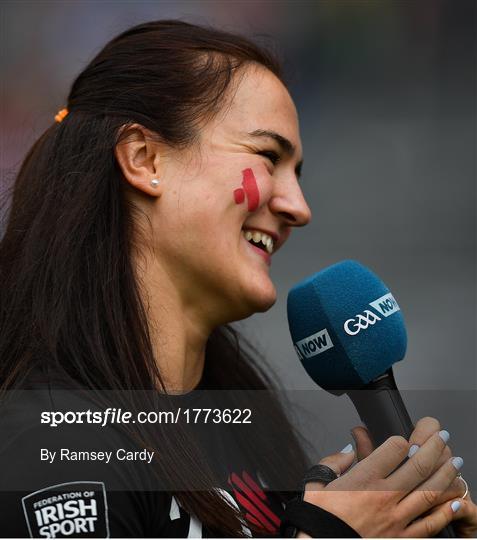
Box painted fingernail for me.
[452,457,464,470]
[438,430,450,444]
[408,444,419,457]
[340,443,354,454]
[451,501,461,513]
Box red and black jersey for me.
[0,368,288,538]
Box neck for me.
[134,252,211,394]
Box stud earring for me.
[150,178,160,188]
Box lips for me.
[240,224,283,267]
[242,235,271,266]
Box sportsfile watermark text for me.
[41,407,252,427]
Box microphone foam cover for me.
[287,260,407,393]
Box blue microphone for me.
[287,259,412,445]
[287,260,407,395]
[287,260,456,538]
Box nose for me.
[268,178,312,227]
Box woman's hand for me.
[300,418,475,538]
[349,417,477,537]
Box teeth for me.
[243,229,275,254]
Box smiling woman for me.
[113,61,311,354]
[2,18,476,540]
[0,20,313,537]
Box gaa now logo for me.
[344,309,381,336]
[293,328,334,360]
[343,292,401,336]
[369,293,400,318]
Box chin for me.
[243,280,277,315]
[229,295,276,323]
[222,279,277,322]
[253,290,277,313]
[219,266,277,321]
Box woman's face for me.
[132,66,311,326]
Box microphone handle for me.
[347,368,456,538]
[347,368,414,446]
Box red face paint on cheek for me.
[232,168,260,212]
[241,168,260,211]
[233,188,245,204]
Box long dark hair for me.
[0,20,308,536]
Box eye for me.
[257,150,280,166]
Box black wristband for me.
[280,498,361,538]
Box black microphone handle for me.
[347,368,456,538]
[347,368,414,446]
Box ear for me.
[114,124,163,197]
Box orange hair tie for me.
[54,108,69,123]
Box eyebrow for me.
[247,129,303,179]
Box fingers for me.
[405,497,477,538]
[449,497,477,538]
[352,435,409,483]
[350,417,444,464]
[404,499,460,538]
[318,445,356,476]
[433,475,468,506]
[397,456,464,519]
[351,426,374,461]
[305,445,356,492]
[434,476,468,506]
[386,430,449,494]
[409,417,441,447]
[409,417,452,472]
